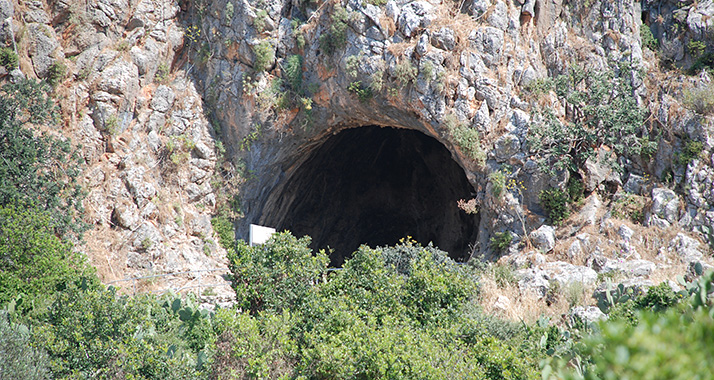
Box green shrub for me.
[211,309,297,379]
[675,137,704,166]
[492,264,517,288]
[395,59,417,87]
[31,287,207,379]
[0,47,18,70]
[688,51,714,74]
[558,304,714,379]
[253,9,267,33]
[539,188,570,225]
[0,311,51,380]
[682,83,714,115]
[227,232,329,314]
[46,62,66,87]
[527,63,648,175]
[489,231,513,254]
[0,206,96,308]
[210,214,235,252]
[283,54,303,91]
[687,40,706,57]
[347,80,372,102]
[318,5,350,56]
[635,281,680,312]
[640,24,658,51]
[252,40,274,72]
[445,113,486,165]
[489,170,506,198]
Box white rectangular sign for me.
[249,224,276,246]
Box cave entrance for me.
[261,126,479,267]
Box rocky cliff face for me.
[5,0,714,310]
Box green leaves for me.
[527,63,652,176]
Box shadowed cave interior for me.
[261,126,480,267]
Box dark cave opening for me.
[261,126,480,267]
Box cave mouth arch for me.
[261,126,480,267]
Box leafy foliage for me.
[0,206,95,308]
[319,4,350,56]
[539,188,570,225]
[0,79,85,237]
[0,47,18,71]
[252,40,274,72]
[527,63,650,174]
[0,310,51,380]
[489,231,513,254]
[640,24,658,51]
[227,232,329,314]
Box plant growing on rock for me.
[252,40,274,72]
[0,47,18,71]
[527,62,650,175]
[319,4,350,56]
[395,59,417,87]
[444,113,485,165]
[539,187,570,225]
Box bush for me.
[227,232,329,314]
[0,206,95,308]
[489,170,506,198]
[32,287,207,379]
[634,281,680,312]
[683,84,714,115]
[318,5,350,56]
[0,47,18,70]
[46,62,66,87]
[395,59,417,87]
[527,63,648,174]
[0,311,51,380]
[562,305,714,379]
[0,79,85,237]
[445,113,486,165]
[640,24,658,51]
[283,54,303,91]
[489,231,513,254]
[539,188,570,225]
[252,40,274,72]
[675,137,704,166]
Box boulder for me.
[529,225,556,252]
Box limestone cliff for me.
[4,0,714,313]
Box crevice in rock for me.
[260,126,480,267]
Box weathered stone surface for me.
[570,306,607,324]
[647,187,679,227]
[150,85,176,113]
[529,225,556,252]
[545,261,598,287]
[669,233,704,262]
[28,24,60,78]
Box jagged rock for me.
[517,268,550,297]
[669,233,704,262]
[582,148,620,193]
[430,27,455,51]
[567,240,582,259]
[545,261,598,287]
[493,134,520,162]
[151,85,176,113]
[488,0,509,30]
[586,253,608,272]
[623,174,645,195]
[98,60,140,97]
[122,167,157,208]
[618,224,634,241]
[470,27,504,65]
[493,295,511,313]
[397,1,433,38]
[570,306,607,325]
[529,225,556,252]
[28,24,60,78]
[646,187,679,227]
[112,204,139,229]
